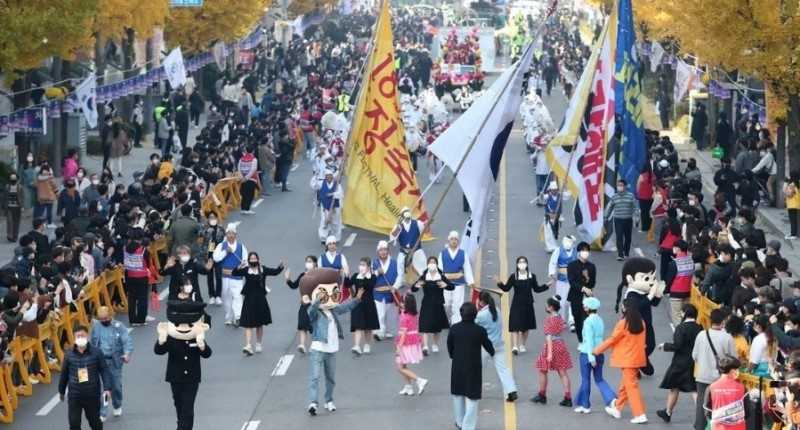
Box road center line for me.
[343,232,357,247]
[241,420,261,430]
[252,198,264,208]
[498,146,516,430]
[271,354,295,376]
[35,394,61,416]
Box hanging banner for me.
[673,59,696,104]
[163,47,188,89]
[342,0,430,236]
[649,41,664,73]
[212,41,228,71]
[0,107,47,135]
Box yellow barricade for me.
[0,363,15,423]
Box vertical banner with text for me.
[342,0,429,235]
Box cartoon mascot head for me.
[299,267,342,309]
[620,257,666,301]
[161,300,209,341]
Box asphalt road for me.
[11,86,694,430]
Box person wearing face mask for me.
[58,325,113,430]
[21,152,37,210]
[90,306,133,420]
[348,257,379,355]
[75,167,90,194]
[700,244,736,306]
[413,256,455,355]
[663,240,694,325]
[161,245,213,302]
[212,224,249,325]
[439,231,475,325]
[390,207,427,281]
[496,256,548,354]
[231,252,284,355]
[567,243,596,343]
[548,235,577,324]
[203,214,226,305]
[35,164,58,227]
[604,179,637,261]
[286,256,319,353]
[373,240,403,340]
[475,291,518,402]
[58,179,82,226]
[5,172,22,242]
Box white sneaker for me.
[324,401,336,412]
[363,344,371,354]
[297,344,306,354]
[224,320,233,325]
[630,415,648,424]
[100,415,107,423]
[351,345,362,356]
[786,235,797,240]
[519,345,527,353]
[113,407,122,417]
[399,384,414,395]
[605,400,621,419]
[308,402,317,416]
[574,406,591,414]
[431,344,439,353]
[216,297,223,305]
[385,333,394,339]
[145,315,156,322]
[243,344,253,356]
[255,343,262,353]
[511,346,519,355]
[416,377,429,395]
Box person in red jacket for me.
[664,240,694,325]
[703,356,746,430]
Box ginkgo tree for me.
[165,0,273,54]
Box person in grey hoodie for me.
[691,308,736,430]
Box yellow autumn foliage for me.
[287,0,337,17]
[94,0,170,40]
[165,0,273,54]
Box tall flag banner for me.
[674,59,703,104]
[75,75,98,129]
[649,42,664,73]
[545,15,616,247]
[341,0,429,235]
[163,47,188,89]
[615,0,645,195]
[429,43,536,259]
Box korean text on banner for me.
[341,0,429,235]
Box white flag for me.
[429,44,535,260]
[674,59,695,104]
[163,47,187,89]
[650,41,664,73]
[212,41,228,71]
[75,76,98,129]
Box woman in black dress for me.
[232,252,284,356]
[285,255,317,354]
[656,303,702,423]
[349,257,380,356]
[412,256,454,355]
[496,256,548,355]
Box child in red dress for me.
[396,294,429,396]
[532,296,573,406]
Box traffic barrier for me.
[0,176,250,422]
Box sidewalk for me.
[0,114,208,263]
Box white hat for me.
[548,181,558,190]
[400,206,412,215]
[325,235,337,245]
[658,159,669,168]
[376,240,389,251]
[448,230,460,240]
[225,223,237,233]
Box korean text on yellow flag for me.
[342,2,429,235]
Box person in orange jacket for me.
[594,298,648,424]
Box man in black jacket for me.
[155,301,212,430]
[700,244,736,306]
[567,242,596,342]
[713,157,738,215]
[448,302,494,430]
[58,325,112,430]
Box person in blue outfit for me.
[373,240,402,340]
[574,297,617,414]
[476,291,518,402]
[90,306,133,421]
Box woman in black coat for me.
[232,252,283,356]
[412,256,454,355]
[496,256,548,355]
[349,257,380,355]
[448,302,495,423]
[285,255,317,354]
[656,303,703,422]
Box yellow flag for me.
[342,0,429,235]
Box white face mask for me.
[579,251,590,260]
[304,262,314,271]
[27,156,33,162]
[91,179,100,185]
[517,262,527,271]
[179,255,190,264]
[617,186,624,193]
[77,172,84,178]
[427,263,437,273]
[75,337,88,348]
[209,219,218,226]
[183,285,193,294]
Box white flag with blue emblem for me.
[428,44,535,260]
[163,47,187,89]
[75,75,98,129]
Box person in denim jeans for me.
[302,271,362,416]
[574,297,617,414]
[475,291,518,402]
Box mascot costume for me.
[300,268,362,416]
[548,235,577,323]
[154,300,212,430]
[615,257,666,375]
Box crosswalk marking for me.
[343,232,357,247]
[241,420,261,430]
[252,198,263,208]
[35,394,60,416]
[271,354,295,376]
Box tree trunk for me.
[95,33,107,136]
[788,93,800,174]
[776,123,786,209]
[708,93,719,149]
[118,28,137,124]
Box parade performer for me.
[390,206,427,281]
[548,235,577,323]
[154,301,212,430]
[300,268,363,416]
[212,224,248,326]
[574,297,617,415]
[319,235,350,300]
[542,182,561,251]
[285,256,318,354]
[317,169,343,243]
[349,257,379,355]
[90,306,133,420]
[373,240,402,340]
[496,256,549,354]
[476,291,518,402]
[395,294,429,396]
[231,252,284,356]
[439,231,475,325]
[413,256,455,355]
[614,257,666,376]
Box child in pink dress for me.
[396,294,429,396]
[532,296,573,406]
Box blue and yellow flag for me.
[614,0,645,194]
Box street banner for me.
[649,41,664,73]
[674,59,702,104]
[342,0,430,236]
[75,75,98,129]
[163,47,188,89]
[0,107,47,134]
[212,41,228,71]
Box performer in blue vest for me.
[372,240,401,340]
[390,206,427,280]
[317,169,343,244]
[438,231,474,325]
[320,235,351,300]
[212,224,248,326]
[548,235,577,324]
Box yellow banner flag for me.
[342,0,429,235]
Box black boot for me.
[530,393,547,404]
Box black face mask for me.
[248,261,259,267]
[101,320,111,327]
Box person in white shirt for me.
[212,224,248,325]
[438,231,475,324]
